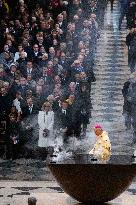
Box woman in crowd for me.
[38,101,54,148]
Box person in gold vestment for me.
[89,125,111,161]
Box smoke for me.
[50,121,114,162]
[51,131,96,162]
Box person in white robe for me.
[38,101,54,147]
[89,124,111,161]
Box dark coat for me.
[56,107,72,129]
[18,85,29,98]
[21,104,38,118]
[0,93,13,115]
[29,51,41,64]
[126,33,135,48]
[22,67,41,80]
[122,81,132,113]
[6,121,20,143]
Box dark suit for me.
[18,85,29,99]
[20,104,38,150]
[122,81,132,130]
[0,93,13,116]
[22,66,41,80]
[22,104,38,118]
[122,81,131,113]
[69,102,83,138]
[29,51,41,64]
[56,107,73,142]
[57,108,72,129]
[6,120,20,159]
[58,59,69,70]
[60,76,69,88]
[17,58,27,74]
[57,105,82,141]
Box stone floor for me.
[0,181,135,205]
[0,158,54,181]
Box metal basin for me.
[48,155,136,203]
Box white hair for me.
[19,0,24,4]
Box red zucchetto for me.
[95,124,102,129]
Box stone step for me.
[90,93,124,98]
[94,72,128,76]
[94,72,129,77]
[92,101,123,105]
[92,84,124,88]
[91,93,123,97]
[91,89,123,93]
[91,82,125,86]
[88,0,134,157]
[100,29,127,33]
[91,90,124,94]
[97,62,128,65]
[95,73,127,77]
[97,41,126,45]
[91,106,123,110]
[93,68,129,72]
[91,100,123,105]
[96,55,127,58]
[95,55,127,59]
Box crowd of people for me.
[0,0,106,159]
[122,0,136,143]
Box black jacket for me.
[21,104,38,118]
[56,107,72,129]
[6,121,20,143]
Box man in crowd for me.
[122,72,136,143]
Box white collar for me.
[27,68,32,73]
